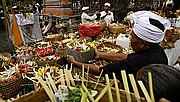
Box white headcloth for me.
[82,7,89,11]
[104,3,110,7]
[127,11,171,43]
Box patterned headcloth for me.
[127,11,171,43]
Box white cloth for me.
[15,13,34,26]
[164,40,180,66]
[127,11,171,43]
[42,23,51,35]
[176,17,180,28]
[82,7,89,11]
[104,3,110,7]
[81,12,97,24]
[100,11,114,25]
[166,0,173,5]
[116,34,130,48]
[9,14,43,45]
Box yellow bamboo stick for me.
[46,78,54,94]
[81,92,88,102]
[86,66,89,87]
[105,74,113,102]
[137,81,152,102]
[94,69,104,90]
[129,74,141,102]
[37,76,55,102]
[60,69,65,86]
[80,88,90,102]
[67,70,75,86]
[82,64,85,84]
[148,72,155,102]
[112,73,121,102]
[64,69,71,86]
[94,84,110,102]
[47,72,58,92]
[82,83,95,102]
[121,70,132,102]
[58,85,63,102]
[70,63,73,71]
[56,78,62,84]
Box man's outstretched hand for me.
[67,55,76,63]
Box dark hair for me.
[136,64,180,102]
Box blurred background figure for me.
[100,2,114,26]
[81,6,98,24]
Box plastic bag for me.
[78,24,102,37]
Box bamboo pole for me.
[121,70,132,102]
[105,74,113,102]
[129,74,141,102]
[148,72,155,102]
[138,81,152,102]
[112,73,121,102]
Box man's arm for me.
[67,56,101,75]
[84,13,97,21]
[95,49,128,62]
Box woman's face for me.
[130,31,143,52]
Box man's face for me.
[85,9,89,13]
[104,6,109,11]
[130,31,143,52]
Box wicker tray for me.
[0,74,28,99]
[108,24,126,34]
[44,35,64,43]
[36,59,59,66]
[96,42,123,53]
[66,47,95,63]
[13,80,147,102]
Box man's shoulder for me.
[100,11,106,14]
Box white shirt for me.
[81,12,97,24]
[176,16,180,28]
[100,11,114,25]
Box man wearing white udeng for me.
[81,6,98,24]
[100,3,114,25]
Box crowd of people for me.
[67,5,180,101]
[3,1,180,101]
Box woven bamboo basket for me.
[0,74,28,100]
[36,59,59,66]
[13,80,147,102]
[96,42,123,53]
[108,24,126,34]
[66,47,95,63]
